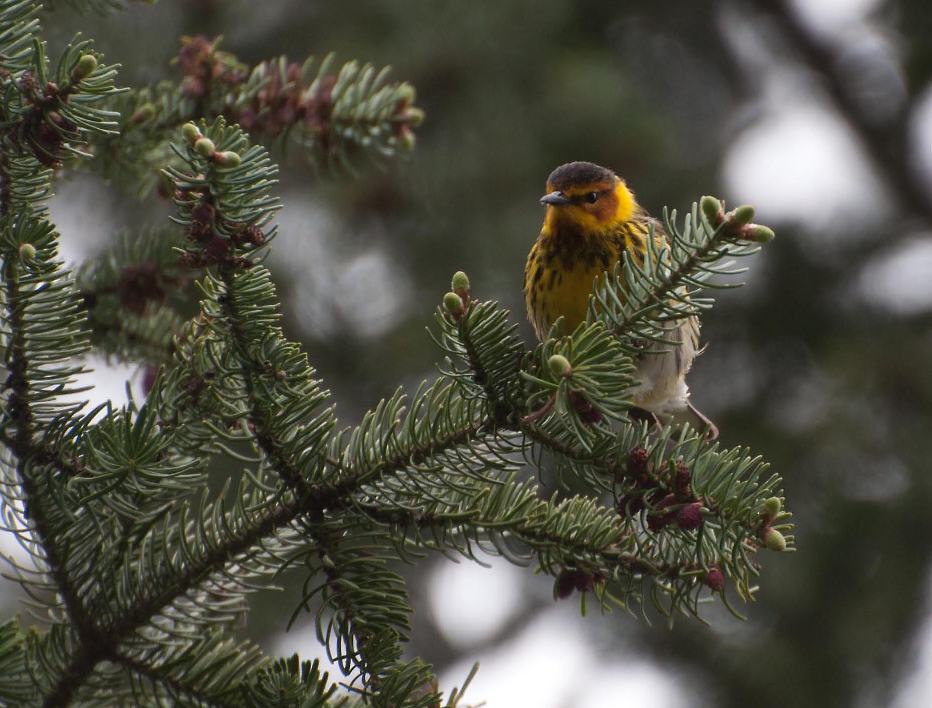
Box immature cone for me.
[214,151,241,167]
[700,195,723,224]
[396,83,416,105]
[676,502,703,531]
[443,291,464,317]
[404,106,426,126]
[548,354,572,378]
[451,271,470,297]
[130,103,156,124]
[730,205,755,226]
[553,569,577,600]
[182,122,200,143]
[704,566,726,592]
[763,527,787,552]
[18,243,36,260]
[742,224,776,243]
[761,496,782,521]
[72,54,98,81]
[194,137,216,157]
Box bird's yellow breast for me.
[524,228,618,339]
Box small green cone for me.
[73,54,98,80]
[396,83,416,105]
[742,224,776,243]
[182,122,200,143]
[761,496,782,520]
[214,151,241,167]
[405,107,426,126]
[131,103,157,124]
[397,127,416,152]
[18,243,36,260]
[194,137,216,157]
[700,195,722,224]
[451,271,470,296]
[443,291,464,316]
[763,527,787,552]
[548,354,572,378]
[731,205,755,225]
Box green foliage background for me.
[16,0,932,706]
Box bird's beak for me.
[539,191,570,206]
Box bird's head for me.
[539,161,637,233]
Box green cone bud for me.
[451,271,470,296]
[130,103,156,124]
[214,150,241,167]
[700,195,722,224]
[731,205,755,225]
[397,127,416,152]
[396,82,416,105]
[194,137,216,157]
[742,224,776,243]
[548,354,572,378]
[763,527,787,552]
[73,54,98,80]
[761,496,782,520]
[182,122,200,143]
[18,243,36,260]
[405,106,426,126]
[443,291,464,316]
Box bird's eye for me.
[585,192,599,204]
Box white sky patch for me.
[910,87,932,193]
[271,192,412,340]
[441,608,689,708]
[47,175,118,264]
[428,557,524,649]
[724,103,889,234]
[856,236,932,315]
[789,0,883,35]
[891,572,932,708]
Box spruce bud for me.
[397,126,416,151]
[704,566,726,592]
[451,271,470,296]
[443,291,464,317]
[396,83,416,105]
[194,137,216,157]
[763,527,787,552]
[731,205,755,225]
[18,243,36,260]
[72,54,98,81]
[404,107,426,126]
[676,502,703,531]
[742,224,776,243]
[214,151,241,167]
[700,195,722,224]
[130,103,156,124]
[548,354,572,378]
[761,496,782,521]
[553,569,576,600]
[182,122,200,143]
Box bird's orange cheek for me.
[592,192,619,223]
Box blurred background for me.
[2,0,931,706]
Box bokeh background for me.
[2,0,932,706]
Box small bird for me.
[524,161,718,439]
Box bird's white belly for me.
[628,316,700,414]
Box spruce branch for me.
[588,197,772,352]
[91,37,424,196]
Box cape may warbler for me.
[524,161,718,439]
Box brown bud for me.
[703,566,726,592]
[676,502,703,531]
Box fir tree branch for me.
[1,248,100,708]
